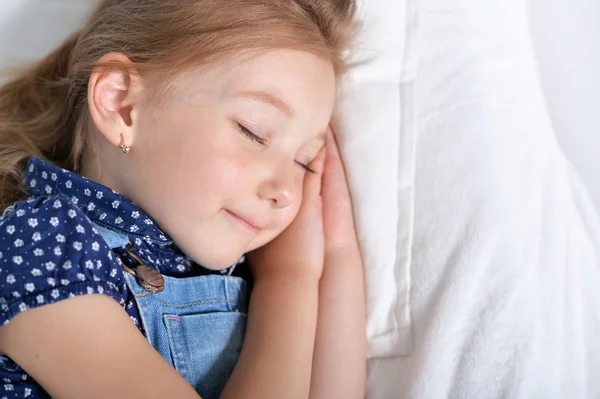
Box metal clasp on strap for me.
[123,242,165,294]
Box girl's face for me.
[88,50,336,270]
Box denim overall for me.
[93,223,248,399]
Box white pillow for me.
[334,0,410,358]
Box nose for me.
[257,166,298,209]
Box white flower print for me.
[61,279,70,286]
[77,273,86,281]
[115,217,123,224]
[54,246,62,256]
[29,164,34,172]
[85,260,94,269]
[25,283,35,292]
[4,384,13,391]
[110,269,117,278]
[25,387,32,397]
[73,241,83,251]
[63,260,72,270]
[51,172,57,181]
[96,191,103,199]
[45,261,56,271]
[144,218,153,225]
[112,200,120,209]
[47,277,56,286]
[68,209,77,218]
[14,239,24,247]
[75,224,85,234]
[41,171,48,179]
[92,241,100,251]
[50,217,59,227]
[56,234,65,242]
[12,291,21,298]
[87,287,95,295]
[45,185,53,194]
[84,188,91,196]
[31,208,38,214]
[29,179,36,188]
[99,213,107,220]
[51,289,60,299]
[87,202,96,211]
[37,295,44,304]
[96,260,103,269]
[107,251,113,260]
[92,227,99,235]
[130,225,139,233]
[16,209,25,217]
[71,196,78,204]
[135,238,142,246]
[65,180,72,188]
[19,303,27,312]
[31,269,42,277]
[12,256,23,265]
[28,218,38,228]
[177,264,186,272]
[5,225,15,234]
[93,275,101,282]
[97,286,105,294]
[131,211,140,219]
[32,232,41,241]
[33,248,44,256]
[53,199,62,208]
[6,275,15,284]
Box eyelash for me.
[237,123,316,174]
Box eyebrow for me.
[238,90,295,118]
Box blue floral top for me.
[0,157,239,398]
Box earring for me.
[119,133,131,154]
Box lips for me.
[225,210,263,232]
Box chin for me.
[181,240,245,271]
[196,252,243,271]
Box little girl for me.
[0,1,365,398]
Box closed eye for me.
[238,123,267,146]
[238,123,316,174]
[296,161,316,174]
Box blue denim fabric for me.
[94,223,247,399]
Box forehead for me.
[166,50,337,118]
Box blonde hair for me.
[0,0,358,210]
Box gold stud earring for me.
[119,133,131,154]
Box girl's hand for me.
[322,126,359,255]
[247,145,326,281]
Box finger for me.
[325,126,342,162]
[323,126,348,184]
[302,144,326,201]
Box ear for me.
[87,52,143,149]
